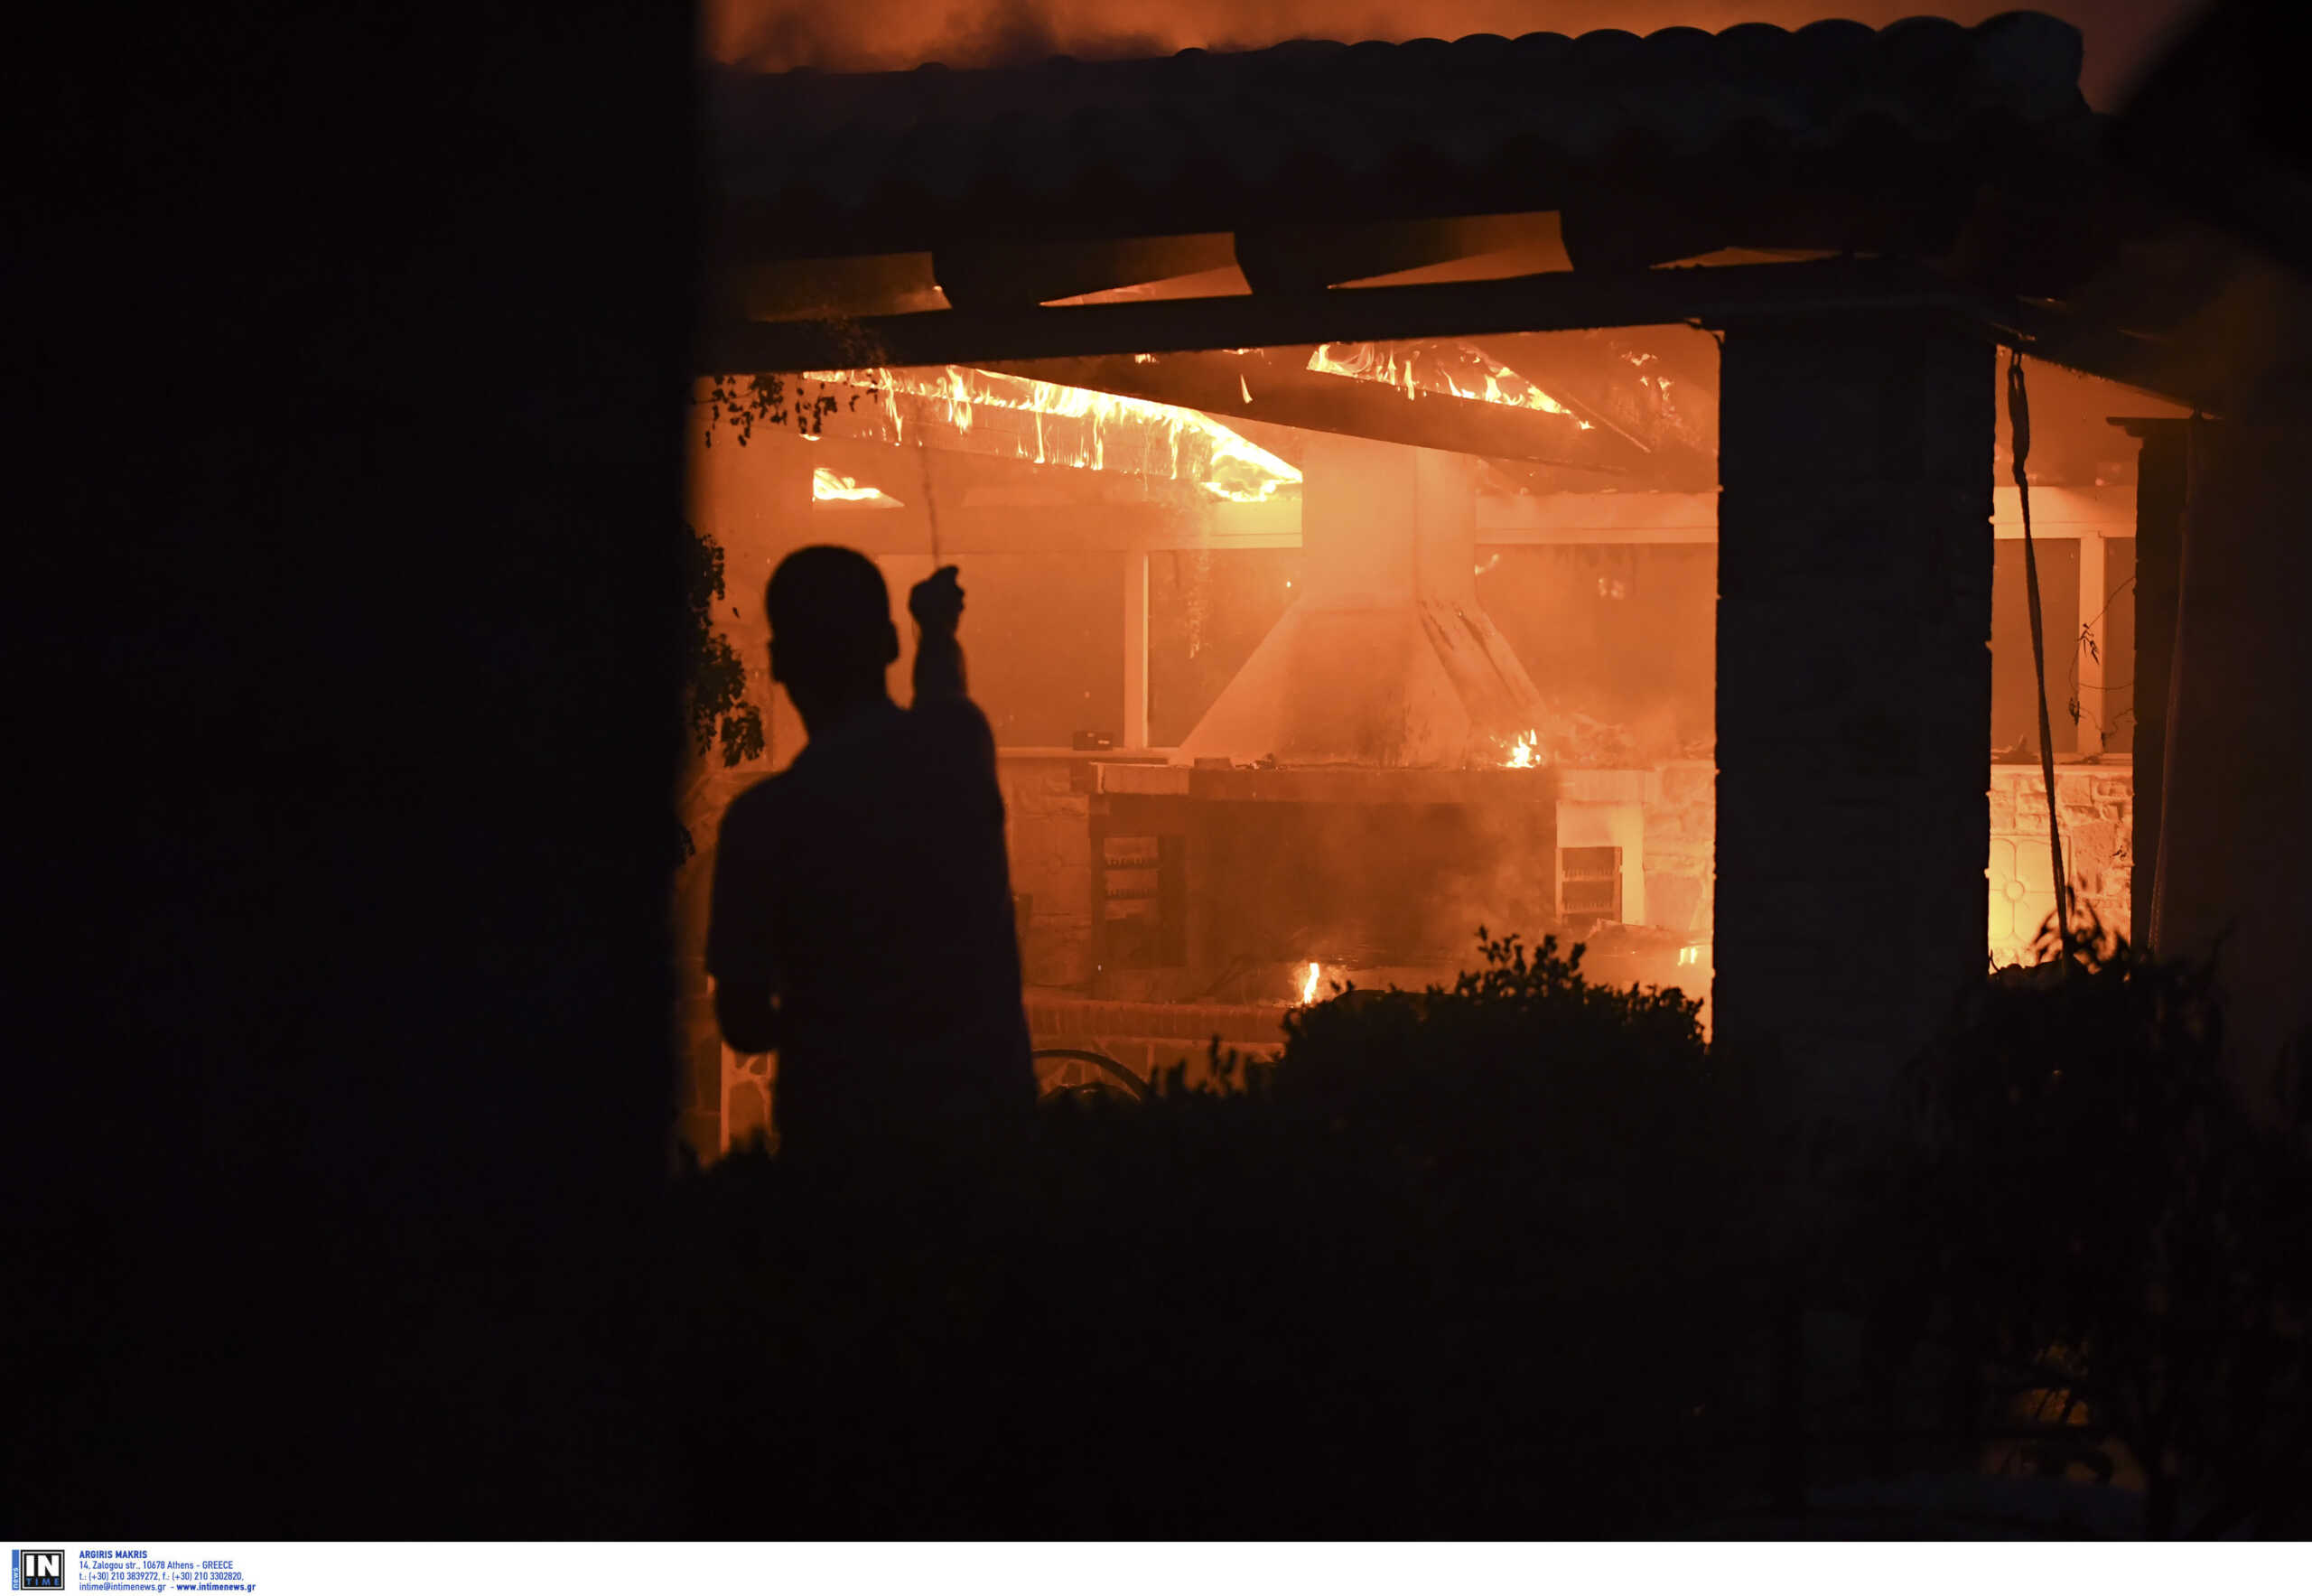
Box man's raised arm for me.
[909,565,968,703]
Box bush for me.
[660,932,1776,1535]
[1875,919,2312,1535]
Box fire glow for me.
[1298,961,1322,1005]
[803,365,1302,503]
[1307,341,1591,427]
[1504,730,1540,769]
[811,467,900,505]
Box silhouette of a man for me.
[707,547,1034,1158]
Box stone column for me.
[2112,418,2187,951]
[1711,310,1993,1116]
[2153,422,2312,1091]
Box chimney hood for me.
[1179,434,1547,768]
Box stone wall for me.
[1023,995,1289,1086]
[1000,753,1097,987]
[1988,761,2133,967]
[1712,309,1994,1115]
[1644,760,1717,940]
[1636,756,2136,972]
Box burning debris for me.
[810,467,901,505]
[1306,341,1590,426]
[805,363,1300,502]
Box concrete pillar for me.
[1711,310,1993,1115]
[2153,422,2312,1092]
[2113,418,2188,952]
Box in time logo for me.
[12,1551,65,1591]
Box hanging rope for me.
[907,390,943,565]
[2008,350,2074,965]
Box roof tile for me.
[712,13,2089,253]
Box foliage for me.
[679,520,763,770]
[700,373,850,448]
[661,930,1775,1536]
[1272,929,1716,1159]
[657,921,2312,1535]
[1878,915,2312,1535]
[673,521,763,861]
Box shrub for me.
[661,931,1775,1535]
[1880,918,2312,1535]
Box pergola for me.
[700,12,2312,1110]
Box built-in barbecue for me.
[1066,431,1659,1030]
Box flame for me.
[1306,341,1590,427]
[1298,961,1321,1005]
[803,364,1301,503]
[1504,731,1540,770]
[811,467,900,505]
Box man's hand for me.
[909,565,965,636]
[713,980,780,1057]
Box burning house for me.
[680,12,2312,1154]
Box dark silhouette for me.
[708,547,1034,1157]
[14,0,694,1534]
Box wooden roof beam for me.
[932,232,1236,313]
[701,258,1978,374]
[1234,211,1570,294]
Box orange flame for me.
[804,364,1301,503]
[811,467,900,505]
[1503,730,1540,769]
[1298,961,1321,1005]
[1306,341,1590,426]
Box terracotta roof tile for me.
[712,14,2089,254]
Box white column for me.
[1123,547,1151,748]
[2077,528,2109,752]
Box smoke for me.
[712,0,1181,74]
[708,0,2206,107]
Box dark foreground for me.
[14,935,2308,1537]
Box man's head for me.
[766,546,899,709]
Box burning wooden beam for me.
[973,347,1665,475]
